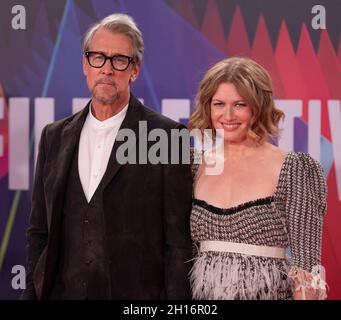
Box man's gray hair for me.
[82,13,144,65]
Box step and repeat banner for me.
[0,0,340,299]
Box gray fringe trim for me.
[189,252,293,300]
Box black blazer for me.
[21,94,193,299]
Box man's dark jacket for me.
[21,94,193,299]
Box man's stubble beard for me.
[91,81,120,105]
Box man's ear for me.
[130,63,140,83]
[82,55,88,76]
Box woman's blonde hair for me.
[188,57,284,144]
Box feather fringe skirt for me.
[189,252,293,300]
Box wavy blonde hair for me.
[188,57,284,144]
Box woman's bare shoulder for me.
[262,143,288,161]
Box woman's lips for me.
[221,123,241,131]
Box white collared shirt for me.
[78,103,128,202]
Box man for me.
[21,13,192,300]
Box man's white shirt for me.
[78,103,128,202]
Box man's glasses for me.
[85,51,135,71]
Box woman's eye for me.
[234,103,246,108]
[213,102,224,107]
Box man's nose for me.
[101,59,115,74]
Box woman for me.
[188,57,327,300]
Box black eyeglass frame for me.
[84,51,135,71]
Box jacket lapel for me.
[47,103,90,230]
[101,94,142,190]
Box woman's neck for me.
[223,140,260,161]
